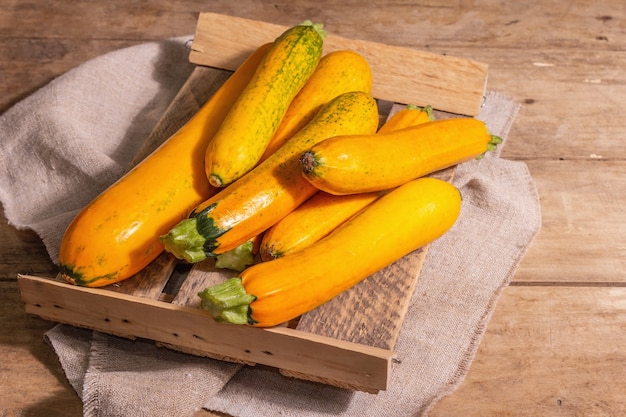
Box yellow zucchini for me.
[377,104,433,133]
[259,49,373,162]
[259,103,433,260]
[198,177,462,327]
[57,43,271,287]
[205,21,326,187]
[160,91,379,263]
[300,118,502,195]
[259,190,382,260]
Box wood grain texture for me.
[190,12,488,116]
[0,282,83,417]
[2,0,626,415]
[430,285,626,416]
[18,274,394,393]
[102,251,177,298]
[294,165,456,347]
[515,159,626,284]
[294,247,429,349]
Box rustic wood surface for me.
[190,12,489,115]
[1,1,625,416]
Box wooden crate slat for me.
[189,12,488,116]
[128,67,232,167]
[18,274,393,392]
[99,251,177,298]
[293,246,429,350]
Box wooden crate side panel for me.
[17,274,393,392]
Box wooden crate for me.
[18,13,487,394]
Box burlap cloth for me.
[0,36,541,416]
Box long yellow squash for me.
[258,190,382,260]
[205,22,325,187]
[160,91,379,263]
[58,43,271,287]
[198,177,462,327]
[259,49,373,162]
[377,104,433,133]
[258,103,434,260]
[300,118,502,195]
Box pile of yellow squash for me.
[58,21,500,327]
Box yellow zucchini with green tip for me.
[198,177,462,327]
[377,104,434,133]
[300,118,502,195]
[205,21,326,187]
[160,91,379,263]
[57,43,271,287]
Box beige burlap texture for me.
[0,37,541,417]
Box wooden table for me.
[1,1,624,416]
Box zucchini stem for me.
[198,277,256,325]
[299,20,327,39]
[215,240,255,272]
[406,103,435,121]
[159,218,208,263]
[476,134,504,159]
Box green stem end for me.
[215,240,255,272]
[299,20,327,39]
[198,277,256,325]
[160,218,208,263]
[406,103,435,121]
[476,134,504,159]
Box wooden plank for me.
[467,48,626,161]
[173,259,229,305]
[279,246,429,385]
[100,251,177,298]
[514,159,626,284]
[189,12,488,116]
[161,259,258,365]
[0,211,58,280]
[429,285,626,416]
[17,274,394,393]
[0,282,83,416]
